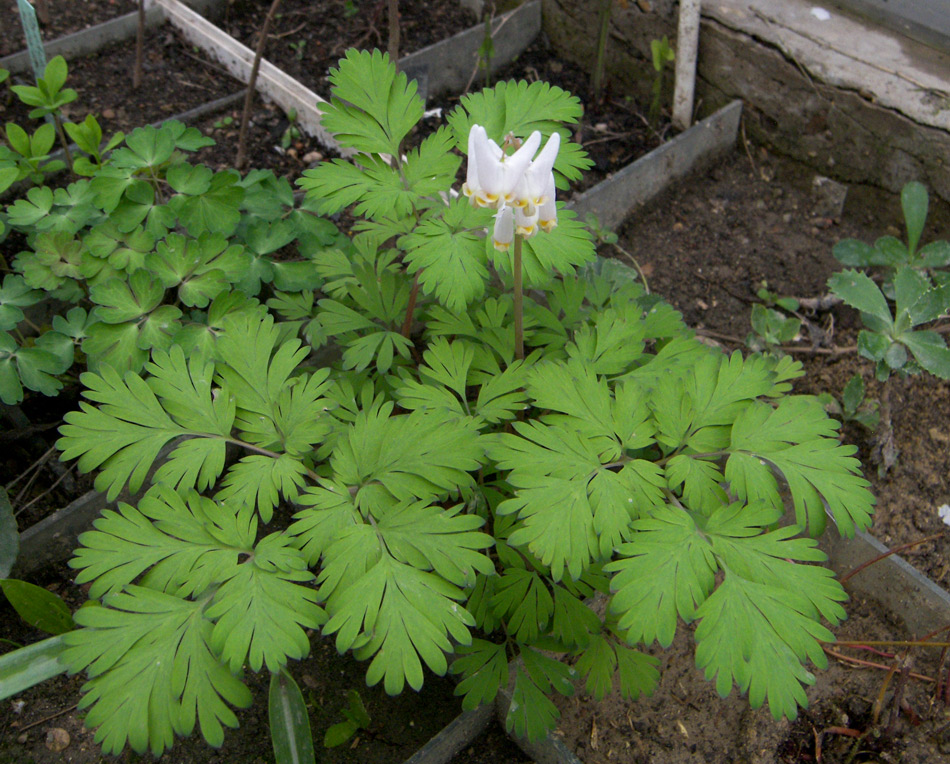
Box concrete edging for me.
[569,99,743,231]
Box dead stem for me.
[838,531,946,585]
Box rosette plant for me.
[49,49,874,757]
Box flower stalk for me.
[513,234,524,361]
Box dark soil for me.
[554,594,948,764]
[0,0,137,58]
[217,0,477,88]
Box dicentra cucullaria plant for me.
[52,49,874,756]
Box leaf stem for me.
[225,437,321,482]
[401,270,420,338]
[51,112,74,172]
[513,234,524,361]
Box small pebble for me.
[102,108,115,119]
[303,151,323,163]
[17,733,28,744]
[45,727,70,752]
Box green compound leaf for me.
[206,533,325,673]
[605,505,716,647]
[0,331,66,403]
[63,586,252,757]
[146,232,250,308]
[213,313,334,454]
[69,484,256,599]
[331,402,483,509]
[58,345,234,500]
[451,639,509,711]
[169,170,244,237]
[298,157,407,220]
[490,568,554,644]
[14,230,84,291]
[693,562,839,721]
[550,585,600,649]
[215,454,309,524]
[322,555,475,695]
[505,648,574,743]
[90,268,165,323]
[394,338,530,425]
[319,48,423,156]
[573,633,616,701]
[375,501,494,588]
[573,635,659,702]
[400,197,492,312]
[81,321,148,374]
[489,397,663,580]
[0,275,42,331]
[447,79,590,183]
[725,397,874,536]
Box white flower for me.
[939,504,950,527]
[463,124,560,249]
[492,206,514,251]
[464,124,539,209]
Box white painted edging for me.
[154,0,340,152]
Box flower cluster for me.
[463,124,560,251]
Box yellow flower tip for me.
[539,219,557,233]
[462,183,473,197]
[515,225,537,237]
[493,239,511,252]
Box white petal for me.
[514,132,561,207]
[464,124,480,196]
[493,206,514,250]
[532,132,561,180]
[539,196,558,233]
[514,205,539,237]
[500,131,542,196]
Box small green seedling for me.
[323,690,371,748]
[10,56,78,169]
[818,373,880,433]
[649,36,675,127]
[746,286,801,352]
[281,108,301,150]
[289,40,306,61]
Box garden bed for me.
[0,0,139,58]
[4,2,950,762]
